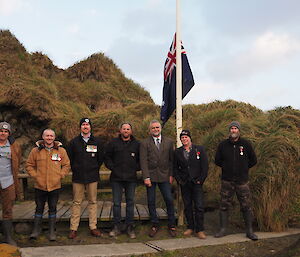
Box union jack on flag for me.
[160,33,194,124]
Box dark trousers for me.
[181,181,204,232]
[0,184,16,220]
[34,188,60,218]
[220,180,252,212]
[111,181,136,225]
[146,181,176,227]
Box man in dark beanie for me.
[174,130,208,239]
[0,122,21,246]
[67,118,104,239]
[214,121,258,240]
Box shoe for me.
[90,228,102,237]
[68,230,77,239]
[127,225,136,239]
[148,225,159,237]
[109,225,121,237]
[168,227,177,237]
[183,229,194,236]
[196,231,206,239]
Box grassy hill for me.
[0,30,299,232]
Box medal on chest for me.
[86,145,97,153]
[239,146,244,156]
[51,153,61,161]
[196,151,200,160]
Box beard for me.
[229,132,240,140]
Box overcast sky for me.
[1,0,300,111]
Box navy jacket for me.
[67,134,104,184]
[215,137,257,183]
[104,135,140,182]
[174,144,208,185]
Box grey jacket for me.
[140,136,174,182]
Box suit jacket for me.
[140,135,174,182]
[174,144,208,185]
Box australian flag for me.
[160,34,195,124]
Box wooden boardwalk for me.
[3,201,168,222]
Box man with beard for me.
[140,120,176,238]
[26,129,70,241]
[214,121,258,240]
[68,118,104,239]
[0,122,21,246]
[104,123,140,239]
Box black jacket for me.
[104,135,140,182]
[67,134,104,184]
[215,137,257,183]
[174,145,208,185]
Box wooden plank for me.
[135,204,149,221]
[16,201,36,221]
[96,201,104,218]
[60,200,88,221]
[133,204,139,220]
[100,201,113,221]
[121,202,126,219]
[56,201,72,221]
[12,201,35,221]
[156,207,168,220]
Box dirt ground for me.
[2,182,300,256]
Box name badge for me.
[51,154,61,161]
[131,152,135,157]
[86,145,97,153]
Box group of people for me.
[0,118,258,246]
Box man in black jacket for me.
[68,118,104,239]
[214,121,258,240]
[105,123,140,239]
[174,130,208,239]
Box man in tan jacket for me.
[26,129,70,241]
[140,120,176,237]
[0,121,21,246]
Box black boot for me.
[243,210,258,241]
[49,217,56,241]
[215,211,228,238]
[2,220,17,246]
[30,216,42,239]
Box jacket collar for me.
[36,140,62,150]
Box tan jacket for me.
[9,137,21,198]
[140,136,174,182]
[26,141,70,192]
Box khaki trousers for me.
[70,182,98,231]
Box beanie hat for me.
[228,121,241,131]
[0,122,11,134]
[79,118,92,127]
[180,130,191,139]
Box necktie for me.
[156,138,160,150]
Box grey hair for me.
[42,128,55,137]
[149,120,161,128]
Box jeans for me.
[181,181,204,232]
[112,181,136,225]
[34,188,60,218]
[146,182,176,227]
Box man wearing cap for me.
[214,121,258,240]
[174,130,208,239]
[0,121,21,246]
[104,122,140,239]
[140,120,176,237]
[68,118,104,239]
[26,129,70,241]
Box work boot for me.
[243,210,258,241]
[127,225,136,239]
[49,217,56,241]
[30,216,42,239]
[2,220,17,246]
[215,211,228,238]
[109,225,121,237]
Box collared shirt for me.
[81,133,91,143]
[0,141,13,189]
[152,135,162,148]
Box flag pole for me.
[176,0,184,226]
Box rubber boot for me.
[2,220,17,246]
[49,217,56,241]
[215,211,228,238]
[243,210,258,241]
[30,216,42,239]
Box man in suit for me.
[140,120,176,237]
[173,130,208,239]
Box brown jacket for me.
[140,136,174,182]
[26,141,70,192]
[9,136,21,198]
